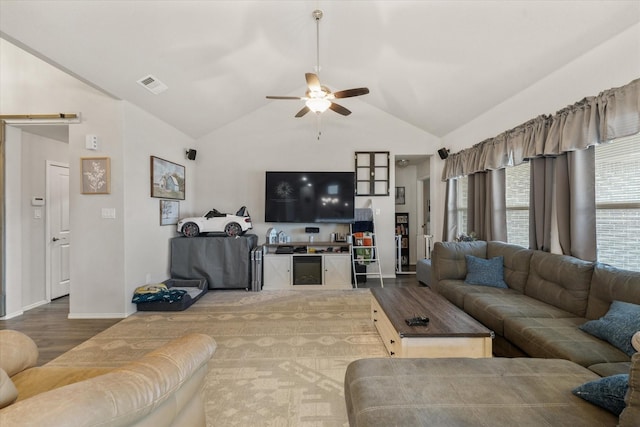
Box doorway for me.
[1,120,71,317]
[394,155,431,273]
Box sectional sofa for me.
[344,241,640,426]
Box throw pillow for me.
[580,300,640,357]
[572,374,629,416]
[464,255,508,288]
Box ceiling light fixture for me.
[397,159,409,168]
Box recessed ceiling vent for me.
[136,74,168,95]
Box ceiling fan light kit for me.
[266,9,370,121]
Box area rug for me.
[47,289,387,426]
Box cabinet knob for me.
[390,339,395,344]
[390,351,395,356]
[373,309,378,313]
[373,319,377,322]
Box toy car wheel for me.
[224,222,242,237]
[182,222,200,237]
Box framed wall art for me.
[160,199,180,226]
[81,157,110,194]
[150,156,185,200]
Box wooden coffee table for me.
[371,287,493,358]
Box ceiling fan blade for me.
[295,106,311,118]
[332,87,370,99]
[266,96,304,100]
[329,102,351,116]
[305,73,322,92]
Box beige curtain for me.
[442,78,638,259]
[468,170,507,242]
[442,78,640,180]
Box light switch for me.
[33,208,42,219]
[101,208,116,219]
[85,134,99,150]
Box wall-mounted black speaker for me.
[305,227,320,233]
[437,148,450,160]
[186,149,197,160]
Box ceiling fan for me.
[266,9,370,118]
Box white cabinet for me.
[323,254,352,286]
[262,245,352,290]
[263,254,291,289]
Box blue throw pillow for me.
[572,374,629,416]
[464,255,508,288]
[580,300,640,356]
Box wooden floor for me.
[0,297,121,365]
[0,274,423,366]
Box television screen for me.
[265,171,355,223]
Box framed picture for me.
[150,156,185,200]
[395,187,405,205]
[81,157,110,194]
[160,199,180,226]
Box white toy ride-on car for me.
[177,206,252,237]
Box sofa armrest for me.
[0,331,38,376]
[0,333,216,427]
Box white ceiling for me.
[1,0,639,139]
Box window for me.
[455,176,468,237]
[595,133,640,271]
[505,162,530,247]
[354,151,389,196]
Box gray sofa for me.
[344,241,640,426]
[430,240,639,373]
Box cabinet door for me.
[263,255,291,289]
[323,255,351,286]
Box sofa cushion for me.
[634,331,640,352]
[572,374,629,416]
[464,255,508,288]
[588,362,632,377]
[344,357,619,427]
[619,353,640,426]
[586,263,640,320]
[580,300,640,357]
[0,369,17,409]
[487,241,534,293]
[431,241,487,291]
[504,316,631,367]
[437,280,512,309]
[524,251,594,317]
[464,292,575,337]
[10,367,113,402]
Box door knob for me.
[52,237,60,242]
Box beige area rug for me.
[48,289,387,426]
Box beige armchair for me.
[0,330,216,426]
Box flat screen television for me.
[265,171,355,223]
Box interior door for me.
[48,163,70,299]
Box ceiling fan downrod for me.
[313,9,323,76]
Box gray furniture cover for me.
[170,234,258,289]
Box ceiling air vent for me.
[136,74,168,95]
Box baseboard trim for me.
[68,312,129,320]
[0,309,24,320]
[23,299,49,312]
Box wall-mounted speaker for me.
[186,149,197,160]
[305,227,320,233]
[437,148,450,160]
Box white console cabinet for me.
[263,243,352,290]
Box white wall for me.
[431,22,640,244]
[194,100,440,277]
[122,102,196,314]
[20,131,69,309]
[1,39,195,318]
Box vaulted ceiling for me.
[1,0,639,139]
